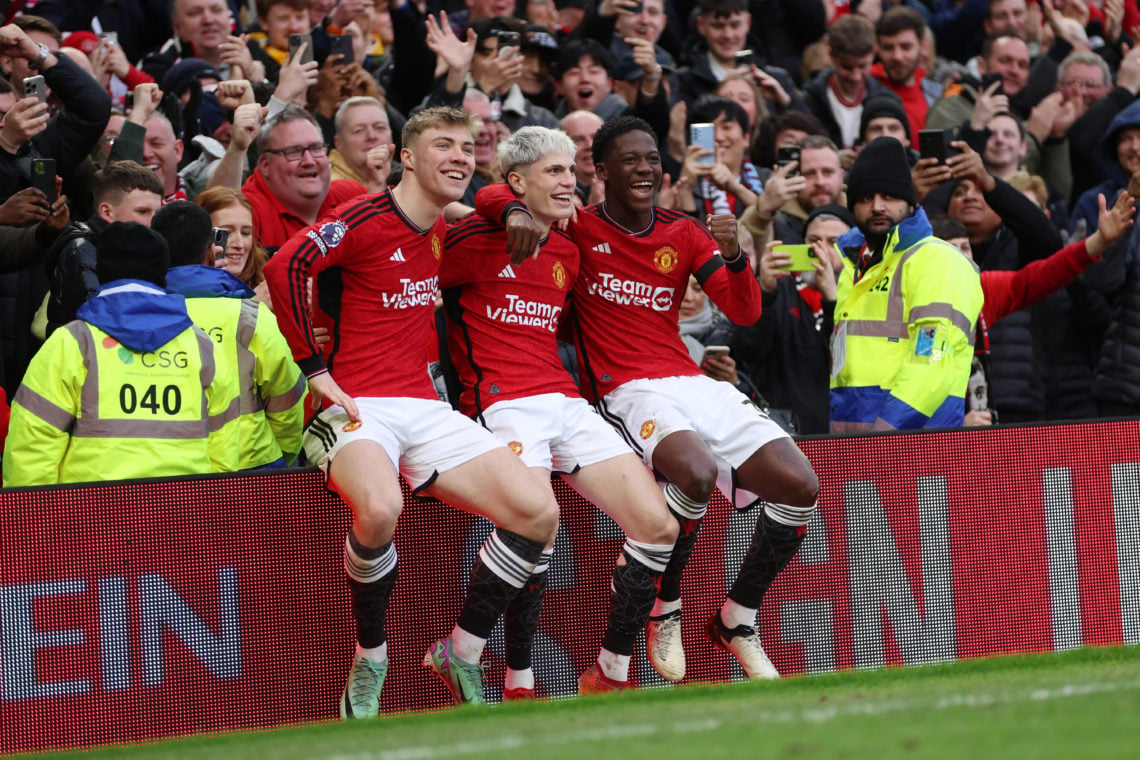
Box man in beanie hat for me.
[829,136,983,433]
[858,91,913,151]
[735,204,856,434]
[4,221,240,486]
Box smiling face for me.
[1117,128,1140,176]
[713,114,746,173]
[509,151,577,227]
[595,128,662,217]
[561,110,604,184]
[983,114,1025,174]
[979,37,1030,98]
[948,177,1002,240]
[258,118,331,210]
[696,11,750,66]
[716,79,758,128]
[558,54,613,113]
[462,95,497,168]
[143,115,184,196]
[210,201,255,278]
[615,0,667,44]
[402,124,476,205]
[173,0,230,55]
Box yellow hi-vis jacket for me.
[830,208,983,433]
[3,283,241,486]
[183,296,307,468]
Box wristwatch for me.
[33,42,49,69]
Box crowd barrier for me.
[3,419,1139,754]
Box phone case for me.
[773,244,818,271]
[691,123,715,165]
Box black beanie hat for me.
[859,92,910,144]
[845,137,917,212]
[804,203,857,234]
[96,222,171,288]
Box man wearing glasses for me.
[242,104,366,252]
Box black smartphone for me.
[497,30,522,56]
[628,1,643,12]
[289,33,314,65]
[124,90,134,111]
[213,228,229,258]
[777,145,800,175]
[980,72,1004,95]
[23,74,46,104]
[918,128,961,163]
[30,157,56,204]
[329,34,354,65]
[734,49,753,67]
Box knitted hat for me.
[96,222,170,287]
[161,58,222,99]
[845,136,917,211]
[62,31,99,55]
[804,203,857,234]
[859,92,910,144]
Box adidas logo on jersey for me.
[390,248,406,262]
[498,265,517,279]
[593,242,613,254]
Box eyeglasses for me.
[263,142,328,161]
[1060,79,1106,90]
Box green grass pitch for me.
[18,646,1140,760]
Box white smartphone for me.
[690,122,715,165]
[701,345,730,363]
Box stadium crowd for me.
[0,0,1139,711]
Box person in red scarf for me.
[871,6,945,146]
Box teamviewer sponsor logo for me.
[486,294,562,332]
[587,273,674,312]
[381,276,438,309]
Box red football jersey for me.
[440,214,580,416]
[264,189,444,400]
[475,184,762,400]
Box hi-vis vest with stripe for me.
[3,321,240,487]
[830,213,983,433]
[185,297,306,468]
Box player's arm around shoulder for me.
[3,326,86,487]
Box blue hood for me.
[77,280,193,353]
[835,205,933,260]
[1097,100,1140,187]
[165,265,254,298]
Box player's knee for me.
[792,469,820,508]
[511,490,560,543]
[672,462,717,503]
[654,512,680,546]
[353,493,402,537]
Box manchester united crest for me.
[431,234,441,260]
[553,261,567,289]
[508,441,524,456]
[653,246,678,274]
[639,420,656,439]
[343,420,363,432]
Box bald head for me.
[561,110,605,185]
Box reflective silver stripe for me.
[885,243,924,323]
[13,385,75,432]
[845,319,909,339]
[236,300,263,414]
[209,395,241,432]
[908,302,976,338]
[831,420,874,433]
[75,418,209,439]
[195,328,216,389]
[65,322,101,421]
[265,374,306,413]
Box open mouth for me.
[577,88,594,102]
[443,169,468,182]
[630,180,655,197]
[551,192,573,205]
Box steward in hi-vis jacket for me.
[3,223,239,487]
[829,137,983,433]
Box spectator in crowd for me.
[247,0,311,84]
[749,108,828,172]
[677,95,763,217]
[741,134,845,248]
[802,14,894,150]
[214,104,365,250]
[45,160,164,337]
[830,136,983,432]
[63,30,156,111]
[196,186,269,289]
[143,0,234,84]
[3,222,240,487]
[1064,51,1140,202]
[873,6,944,143]
[154,200,307,470]
[143,111,189,202]
[1071,100,1140,237]
[735,204,853,435]
[859,90,915,152]
[329,96,394,191]
[465,17,560,133]
[460,88,502,205]
[674,0,802,114]
[560,108,605,204]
